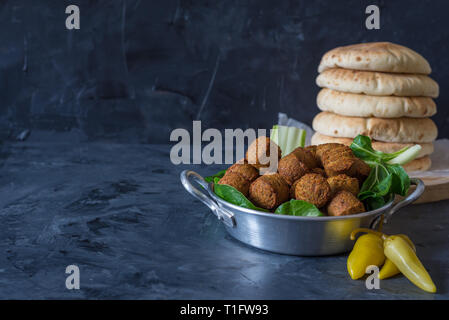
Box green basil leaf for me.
[386,164,410,196]
[205,169,227,183]
[359,164,378,194]
[351,134,415,163]
[364,197,386,211]
[274,199,324,217]
[213,183,269,212]
[373,171,393,197]
[360,163,391,196]
[358,190,377,201]
[381,146,411,162]
[351,135,413,209]
[350,135,384,161]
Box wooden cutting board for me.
[408,175,449,204]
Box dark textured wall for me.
[0,0,448,142]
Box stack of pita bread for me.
[311,42,439,172]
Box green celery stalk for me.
[271,125,306,156]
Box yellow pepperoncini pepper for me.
[379,234,415,280]
[347,233,385,280]
[351,228,436,293]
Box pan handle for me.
[370,178,425,229]
[180,170,236,228]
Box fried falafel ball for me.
[304,145,317,158]
[327,174,359,196]
[319,144,368,179]
[290,147,319,169]
[315,143,371,185]
[352,158,371,184]
[310,167,326,177]
[323,156,357,177]
[327,190,365,216]
[290,179,299,198]
[218,171,251,197]
[316,143,349,166]
[246,136,281,169]
[227,163,259,182]
[304,145,320,166]
[278,153,309,185]
[324,157,371,183]
[320,145,354,167]
[294,173,332,208]
[278,147,319,185]
[249,173,290,210]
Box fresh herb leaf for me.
[213,183,269,212]
[351,135,415,210]
[351,134,421,164]
[204,169,227,183]
[350,135,385,162]
[386,145,422,165]
[358,163,392,200]
[386,164,410,196]
[274,199,324,217]
[364,197,386,211]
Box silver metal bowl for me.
[181,170,425,256]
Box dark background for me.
[0,0,448,143]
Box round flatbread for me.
[318,42,431,74]
[312,112,438,143]
[402,156,432,172]
[316,68,439,98]
[311,132,434,158]
[317,88,437,118]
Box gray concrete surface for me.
[0,137,447,299]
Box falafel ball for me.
[304,145,318,159]
[324,157,371,183]
[324,156,357,177]
[290,147,319,169]
[246,136,281,169]
[290,179,300,198]
[352,158,371,183]
[327,190,365,216]
[278,153,309,185]
[294,173,332,208]
[320,146,354,167]
[218,172,251,197]
[316,143,349,166]
[227,163,259,182]
[304,145,321,167]
[249,173,290,210]
[327,174,359,196]
[310,167,326,177]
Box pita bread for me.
[312,112,438,143]
[316,68,439,97]
[317,88,437,118]
[402,156,432,172]
[318,42,431,74]
[311,132,434,158]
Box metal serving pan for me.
[181,170,425,256]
